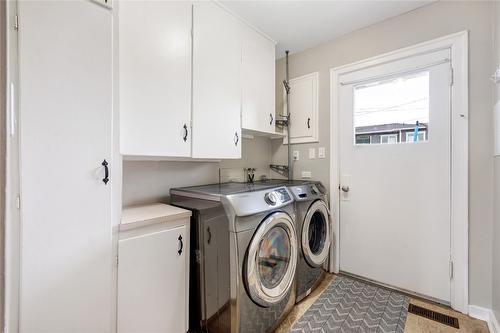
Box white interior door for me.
[338,49,452,302]
[18,1,113,331]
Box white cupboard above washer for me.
[119,1,192,157]
[241,25,276,135]
[284,72,319,144]
[192,2,243,159]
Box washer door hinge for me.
[115,255,119,266]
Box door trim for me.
[329,31,468,313]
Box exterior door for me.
[338,49,452,302]
[117,226,188,333]
[18,1,114,331]
[246,212,297,307]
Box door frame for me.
[329,31,469,313]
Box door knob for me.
[341,186,350,193]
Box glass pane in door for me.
[354,71,429,145]
[258,227,290,289]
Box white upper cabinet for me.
[284,72,319,144]
[242,26,276,134]
[119,1,192,157]
[192,2,242,159]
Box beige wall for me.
[122,136,272,206]
[0,0,5,327]
[274,1,495,308]
[493,1,500,322]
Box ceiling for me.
[221,1,434,58]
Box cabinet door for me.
[119,1,192,157]
[284,72,319,144]
[18,1,113,331]
[242,26,276,134]
[192,2,242,159]
[118,226,188,333]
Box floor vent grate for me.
[408,304,459,329]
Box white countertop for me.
[121,203,191,231]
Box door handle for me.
[182,124,188,142]
[178,235,183,255]
[234,131,239,146]
[307,118,311,129]
[270,113,274,125]
[102,159,109,185]
[341,186,350,193]
[207,227,212,244]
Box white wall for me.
[274,1,495,309]
[122,136,272,206]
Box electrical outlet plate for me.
[318,147,326,159]
[309,148,316,159]
[293,151,300,161]
[302,171,312,179]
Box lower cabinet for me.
[117,224,189,333]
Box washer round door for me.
[302,200,331,267]
[246,212,298,307]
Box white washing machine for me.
[288,182,331,302]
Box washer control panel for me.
[264,187,292,206]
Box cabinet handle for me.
[102,159,109,185]
[234,131,239,146]
[183,124,188,142]
[270,113,274,125]
[307,117,311,129]
[178,235,183,255]
[207,227,212,244]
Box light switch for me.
[302,171,312,179]
[318,147,326,159]
[309,148,316,159]
[293,151,300,161]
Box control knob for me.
[264,192,278,205]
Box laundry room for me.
[3,1,500,333]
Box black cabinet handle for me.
[234,131,239,146]
[178,235,183,255]
[183,124,188,142]
[270,113,274,125]
[207,227,212,244]
[102,159,109,185]
[307,117,311,129]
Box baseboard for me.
[469,305,500,333]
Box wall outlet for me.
[318,147,326,159]
[293,150,300,161]
[301,171,312,179]
[309,148,316,159]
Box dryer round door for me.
[302,200,331,267]
[246,212,297,307]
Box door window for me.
[354,71,430,145]
[258,227,290,289]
